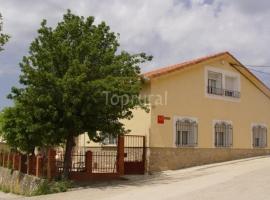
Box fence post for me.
[13,153,20,171]
[0,152,2,166]
[2,152,6,167]
[47,149,56,180]
[26,155,32,175]
[36,156,43,177]
[4,153,8,167]
[12,153,16,170]
[7,152,11,168]
[117,135,125,175]
[19,154,27,173]
[85,151,92,173]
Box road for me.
[2,156,270,200]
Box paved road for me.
[3,156,270,200]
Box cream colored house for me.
[78,52,270,172]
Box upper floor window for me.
[207,69,240,99]
[252,125,267,148]
[208,71,223,95]
[103,134,117,145]
[175,118,198,147]
[214,122,233,147]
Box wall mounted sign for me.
[157,115,171,124]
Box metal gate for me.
[124,135,146,174]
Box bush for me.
[33,180,73,196]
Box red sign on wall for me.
[157,115,165,124]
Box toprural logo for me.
[103,91,168,108]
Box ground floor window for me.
[252,125,267,148]
[175,118,198,147]
[214,122,233,147]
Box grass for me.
[33,179,73,196]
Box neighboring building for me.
[78,52,270,172]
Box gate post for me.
[117,135,124,175]
[85,151,92,173]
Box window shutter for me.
[194,124,198,145]
[175,119,197,147]
[228,125,233,147]
[262,127,267,147]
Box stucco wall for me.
[77,107,151,147]
[149,55,270,148]
[148,148,270,172]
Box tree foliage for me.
[1,105,42,153]
[2,10,152,177]
[0,13,10,51]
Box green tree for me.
[0,13,10,51]
[1,104,43,153]
[6,10,151,178]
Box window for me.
[175,119,198,147]
[224,76,240,98]
[206,69,240,99]
[103,134,117,145]
[214,122,233,147]
[208,71,223,95]
[252,125,267,148]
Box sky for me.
[0,0,270,109]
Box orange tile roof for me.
[144,51,229,78]
[143,51,270,98]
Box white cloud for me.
[0,0,270,79]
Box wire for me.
[245,64,270,68]
[248,69,270,76]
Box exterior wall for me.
[149,147,270,172]
[149,55,270,149]
[77,84,151,148]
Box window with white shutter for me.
[175,119,198,147]
[214,122,233,147]
[252,125,267,148]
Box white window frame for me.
[173,116,198,148]
[205,66,241,102]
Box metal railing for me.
[214,123,233,148]
[92,150,118,173]
[175,119,198,147]
[124,135,145,162]
[56,149,86,172]
[207,86,240,98]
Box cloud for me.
[0,0,270,108]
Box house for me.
[78,52,270,172]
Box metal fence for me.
[124,135,145,162]
[56,147,118,174]
[92,150,118,173]
[56,149,86,172]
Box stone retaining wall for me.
[148,148,270,172]
[0,167,44,196]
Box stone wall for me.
[148,148,270,172]
[0,167,44,196]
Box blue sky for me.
[0,0,270,110]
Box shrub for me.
[33,180,73,196]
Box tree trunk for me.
[62,134,75,179]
